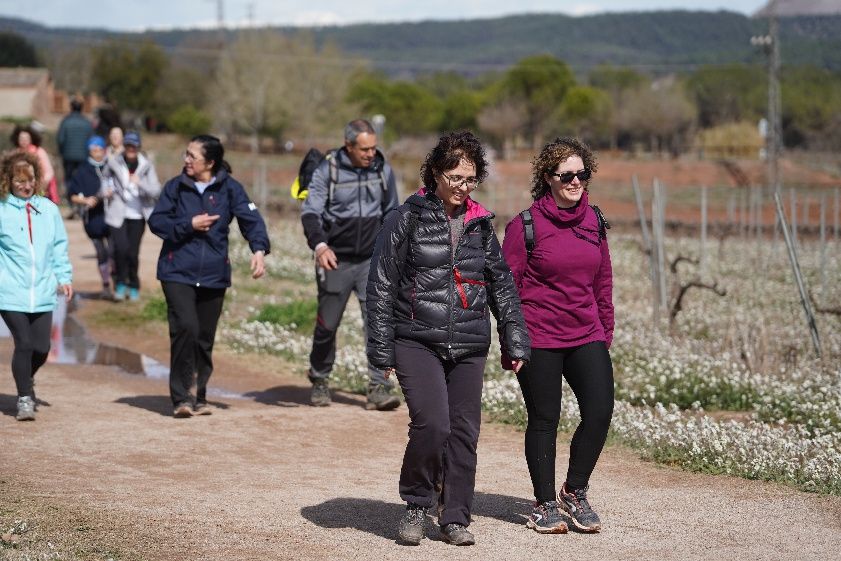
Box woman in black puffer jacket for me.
[366,131,530,546]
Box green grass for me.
[252,300,318,333]
[140,297,168,322]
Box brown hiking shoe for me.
[365,384,400,411]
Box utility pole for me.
[206,0,225,44]
[247,2,256,27]
[752,0,822,358]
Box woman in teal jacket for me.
[0,152,73,421]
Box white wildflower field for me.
[223,218,841,494]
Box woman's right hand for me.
[192,213,220,232]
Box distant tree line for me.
[7,28,840,155]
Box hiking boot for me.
[173,403,193,418]
[193,401,212,416]
[398,503,427,545]
[439,523,475,546]
[526,500,568,534]
[558,483,601,532]
[310,379,331,407]
[365,384,400,411]
[16,396,35,421]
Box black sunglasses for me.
[550,169,591,183]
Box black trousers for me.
[394,338,486,527]
[1,310,52,397]
[161,281,226,406]
[110,218,145,289]
[516,342,614,503]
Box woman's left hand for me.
[251,251,266,279]
[60,284,73,302]
[512,359,525,373]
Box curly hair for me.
[530,136,598,201]
[420,130,489,191]
[0,151,43,200]
[10,125,42,148]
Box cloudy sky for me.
[0,0,768,30]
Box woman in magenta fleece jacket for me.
[502,137,614,535]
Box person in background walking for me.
[106,126,124,158]
[502,137,614,534]
[67,136,113,298]
[0,152,73,421]
[149,134,270,418]
[56,98,94,195]
[102,131,160,301]
[367,131,530,545]
[301,119,401,411]
[11,125,60,204]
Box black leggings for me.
[1,310,52,397]
[516,342,614,503]
[110,219,145,289]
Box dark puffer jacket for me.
[366,190,530,368]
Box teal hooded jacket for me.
[0,194,72,313]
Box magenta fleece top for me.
[502,190,614,349]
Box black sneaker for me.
[310,379,331,407]
[398,503,427,545]
[526,500,568,534]
[439,523,475,546]
[558,483,601,532]
[365,384,400,411]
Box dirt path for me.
[1,217,839,561]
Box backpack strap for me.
[378,169,388,194]
[520,209,535,259]
[590,204,610,240]
[326,151,339,204]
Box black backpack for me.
[290,148,337,201]
[520,205,610,258]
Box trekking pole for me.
[774,191,821,357]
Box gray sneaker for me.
[526,500,568,534]
[193,401,212,416]
[398,503,427,545]
[365,384,400,411]
[16,396,35,421]
[558,483,601,532]
[173,403,193,418]
[439,523,475,546]
[310,379,331,407]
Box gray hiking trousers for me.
[308,256,390,387]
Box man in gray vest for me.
[301,119,400,410]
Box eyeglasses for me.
[442,172,479,189]
[183,151,204,162]
[551,169,591,184]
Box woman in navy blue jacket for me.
[148,135,270,417]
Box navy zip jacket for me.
[148,169,270,289]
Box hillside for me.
[756,0,841,16]
[1,10,840,75]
